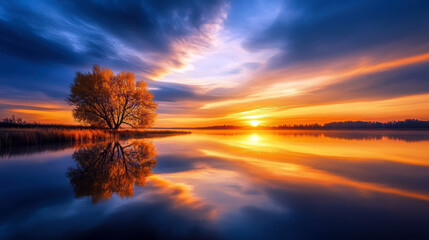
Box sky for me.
[1,0,429,127]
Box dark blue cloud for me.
[0,0,227,103]
[0,20,78,64]
[244,0,429,69]
[0,1,121,66]
[59,0,227,53]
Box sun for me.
[248,120,261,127]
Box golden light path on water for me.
[143,130,429,219]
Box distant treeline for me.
[193,119,429,130]
[275,119,429,129]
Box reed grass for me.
[0,128,191,148]
[0,128,113,148]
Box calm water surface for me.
[1,130,429,240]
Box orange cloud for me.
[200,52,429,110]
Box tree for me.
[67,140,157,203]
[66,65,157,129]
[2,115,24,124]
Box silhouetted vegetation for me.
[0,128,113,148]
[2,115,26,124]
[0,114,95,129]
[0,128,189,148]
[273,130,429,142]
[274,119,429,130]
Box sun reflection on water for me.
[248,133,260,143]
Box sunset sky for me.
[1,0,429,127]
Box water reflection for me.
[194,129,429,142]
[1,130,429,239]
[67,140,156,203]
[0,142,74,158]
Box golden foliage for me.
[67,65,157,129]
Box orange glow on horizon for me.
[10,108,74,124]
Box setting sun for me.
[248,120,261,127]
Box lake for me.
[1,130,429,240]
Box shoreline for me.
[0,128,190,148]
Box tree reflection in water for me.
[67,140,157,203]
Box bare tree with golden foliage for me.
[67,65,156,129]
